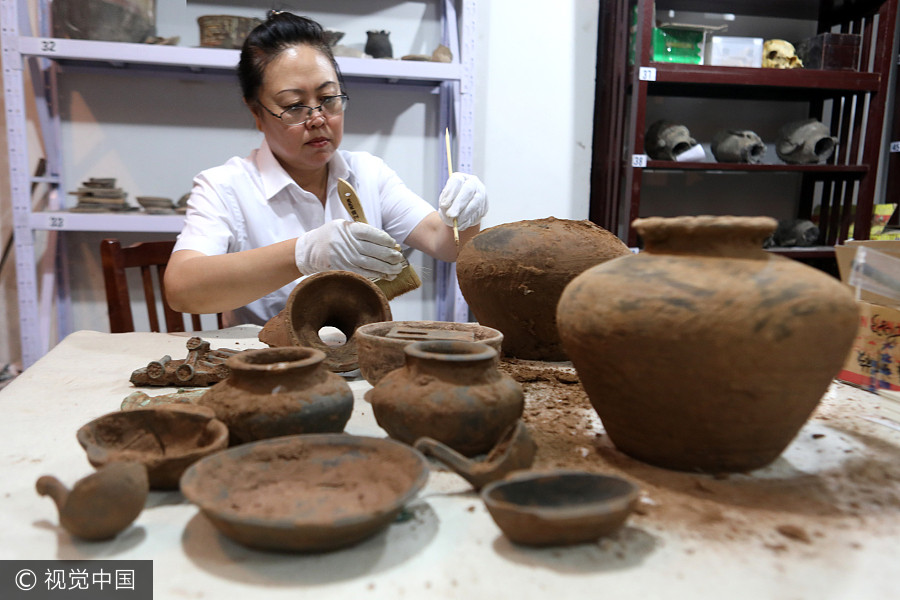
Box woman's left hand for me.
[438,172,487,231]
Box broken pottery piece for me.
[198,346,353,445]
[356,320,503,385]
[36,462,148,541]
[259,271,392,372]
[129,337,238,387]
[367,340,524,457]
[180,434,429,552]
[481,471,640,547]
[414,420,537,490]
[76,406,229,490]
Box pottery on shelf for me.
[711,129,766,164]
[366,340,524,457]
[456,218,631,360]
[199,346,353,445]
[259,271,392,372]
[776,119,838,164]
[355,320,503,385]
[556,215,859,472]
[365,30,393,58]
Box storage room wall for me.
[0,0,601,366]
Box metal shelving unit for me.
[3,0,476,366]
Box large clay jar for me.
[259,271,392,372]
[457,218,630,360]
[366,340,524,457]
[556,215,858,473]
[199,347,353,445]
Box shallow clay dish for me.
[356,320,503,384]
[76,407,229,490]
[481,470,640,546]
[179,434,429,552]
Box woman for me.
[165,11,487,326]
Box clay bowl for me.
[481,470,640,547]
[356,320,503,384]
[76,407,229,490]
[180,434,429,552]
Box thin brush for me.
[337,178,421,300]
[445,128,459,245]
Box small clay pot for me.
[36,462,148,541]
[366,340,524,456]
[557,215,859,472]
[456,218,630,360]
[76,406,229,490]
[365,30,393,58]
[199,346,353,445]
[355,320,503,385]
[259,271,392,372]
[481,471,640,547]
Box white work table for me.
[2,328,899,599]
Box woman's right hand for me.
[294,219,404,280]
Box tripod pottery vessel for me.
[199,347,353,445]
[556,215,859,472]
[259,271,392,372]
[456,218,630,360]
[366,340,524,456]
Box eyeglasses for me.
[258,94,349,126]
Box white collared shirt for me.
[174,139,435,325]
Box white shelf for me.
[18,37,461,84]
[30,211,185,233]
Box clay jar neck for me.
[634,215,777,258]
[403,341,499,384]
[226,347,329,390]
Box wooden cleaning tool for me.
[445,128,459,245]
[337,178,421,300]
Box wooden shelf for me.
[29,211,185,233]
[645,161,869,178]
[642,63,882,94]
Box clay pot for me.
[76,406,229,490]
[556,215,859,472]
[199,347,353,445]
[711,129,766,164]
[355,320,503,385]
[366,340,524,456]
[776,119,838,164]
[456,218,631,360]
[365,30,393,58]
[259,271,392,372]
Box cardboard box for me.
[706,36,764,67]
[835,241,900,391]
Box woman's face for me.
[253,44,344,177]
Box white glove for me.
[295,219,404,280]
[438,172,488,231]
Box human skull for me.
[645,120,698,160]
[763,40,803,69]
[776,119,837,165]
[711,130,766,164]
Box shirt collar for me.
[257,139,357,201]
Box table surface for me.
[2,328,899,600]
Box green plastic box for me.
[652,27,704,64]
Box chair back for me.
[100,238,221,333]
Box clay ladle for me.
[36,461,149,541]
[413,421,537,490]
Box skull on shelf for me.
[763,40,804,69]
[645,120,699,161]
[776,119,838,165]
[711,130,767,164]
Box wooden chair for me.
[100,238,222,333]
